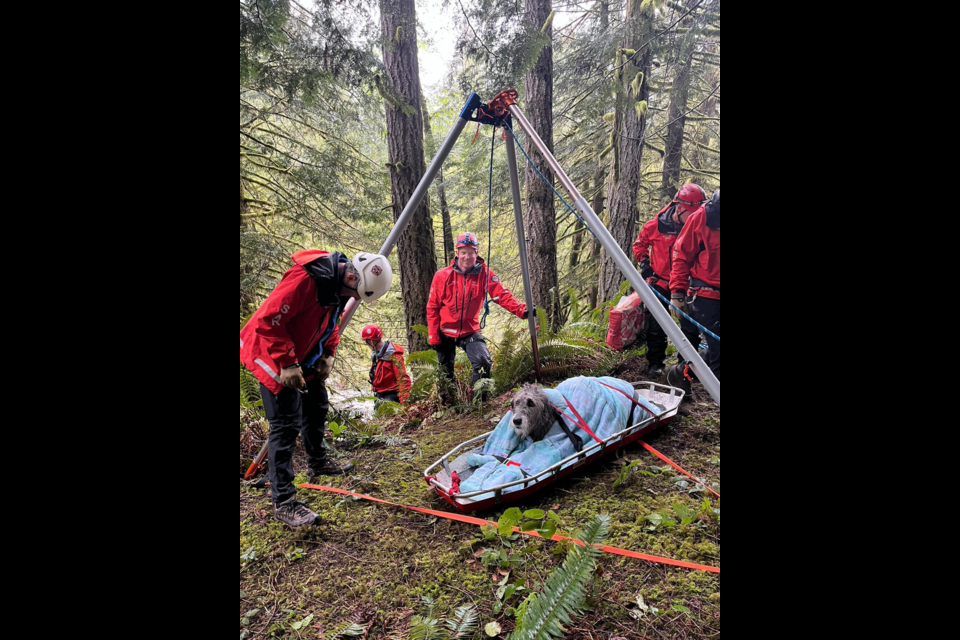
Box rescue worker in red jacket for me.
[668,189,720,386]
[633,184,707,379]
[361,324,411,407]
[427,232,529,403]
[240,250,393,528]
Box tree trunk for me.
[380,0,436,353]
[421,98,455,266]
[569,183,586,271]
[524,0,560,330]
[588,174,605,310]
[661,0,701,200]
[599,0,651,304]
[588,0,609,311]
[661,52,694,199]
[438,168,453,266]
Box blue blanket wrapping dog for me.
[459,377,660,498]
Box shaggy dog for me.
[510,384,555,442]
[510,384,585,453]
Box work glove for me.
[280,365,305,390]
[640,259,655,281]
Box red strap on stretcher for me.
[552,399,604,444]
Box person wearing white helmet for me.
[346,252,394,303]
[240,249,393,529]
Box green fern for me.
[240,367,263,413]
[490,310,610,393]
[408,616,447,640]
[492,327,527,391]
[409,597,447,640]
[445,604,479,637]
[537,308,555,340]
[509,515,612,640]
[412,324,430,338]
[407,599,478,640]
[472,378,496,405]
[563,323,606,341]
[326,621,367,638]
[607,280,633,309]
[568,288,582,324]
[407,350,440,365]
[375,400,403,417]
[494,327,519,370]
[407,350,441,403]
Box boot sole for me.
[279,515,321,530]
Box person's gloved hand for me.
[671,294,688,321]
[315,354,334,381]
[522,306,536,320]
[281,365,305,389]
[640,259,655,281]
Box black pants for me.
[647,284,702,368]
[260,375,330,504]
[436,333,493,392]
[691,297,720,379]
[374,390,400,407]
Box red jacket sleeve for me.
[670,212,702,294]
[487,268,526,319]
[633,219,654,263]
[426,271,445,345]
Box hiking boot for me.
[308,459,354,481]
[646,364,665,379]
[665,364,692,398]
[274,499,319,529]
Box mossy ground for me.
[240,353,720,639]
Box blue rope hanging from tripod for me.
[480,125,496,329]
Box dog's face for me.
[510,385,552,442]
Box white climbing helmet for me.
[351,252,393,302]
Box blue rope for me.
[648,285,720,342]
[504,122,597,237]
[480,125,496,330]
